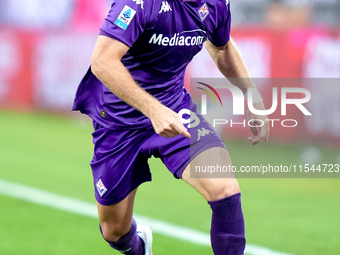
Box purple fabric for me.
[208,193,246,255]
[72,67,187,130]
[100,218,144,255]
[72,0,231,130]
[91,98,226,205]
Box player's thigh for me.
[182,147,240,202]
[98,188,137,242]
[91,120,151,205]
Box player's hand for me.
[247,102,270,145]
[149,105,191,139]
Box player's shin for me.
[208,192,246,255]
[99,218,144,255]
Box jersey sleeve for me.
[208,1,231,47]
[99,0,149,47]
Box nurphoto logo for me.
[195,81,312,128]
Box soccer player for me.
[72,0,269,254]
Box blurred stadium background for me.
[0,0,340,254]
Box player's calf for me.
[96,189,147,254]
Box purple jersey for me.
[72,0,231,129]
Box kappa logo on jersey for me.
[114,5,136,30]
[159,1,172,13]
[197,127,213,141]
[198,3,209,21]
[96,178,107,197]
[133,0,144,9]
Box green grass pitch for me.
[0,110,339,255]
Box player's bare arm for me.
[206,38,270,145]
[91,35,190,139]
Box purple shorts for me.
[90,99,226,205]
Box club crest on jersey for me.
[198,3,209,21]
[96,178,107,197]
[114,5,136,30]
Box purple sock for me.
[100,218,144,255]
[208,192,246,255]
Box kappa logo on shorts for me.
[96,178,107,197]
[197,127,213,141]
[115,5,136,30]
[198,3,209,21]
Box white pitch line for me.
[0,179,293,255]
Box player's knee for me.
[100,221,130,243]
[205,179,240,201]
